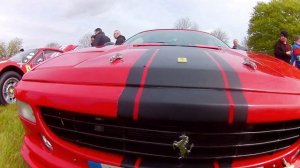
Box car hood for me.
[22,45,300,94]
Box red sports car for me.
[0,45,77,105]
[15,29,300,168]
[0,48,63,105]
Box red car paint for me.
[0,48,63,105]
[15,30,300,168]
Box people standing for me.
[274,30,291,63]
[114,30,126,45]
[93,28,111,47]
[232,39,247,51]
[290,35,300,68]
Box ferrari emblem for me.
[173,134,194,159]
[177,57,187,63]
[25,65,32,72]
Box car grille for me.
[41,107,300,161]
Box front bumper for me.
[20,116,300,168]
[16,81,300,168]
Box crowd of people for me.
[90,28,126,47]
[274,30,300,69]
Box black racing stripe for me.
[120,156,137,168]
[138,88,230,123]
[207,51,248,124]
[144,47,227,88]
[137,46,230,123]
[118,49,155,119]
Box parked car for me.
[15,29,300,168]
[0,45,77,105]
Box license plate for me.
[88,161,122,168]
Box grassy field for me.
[0,104,28,168]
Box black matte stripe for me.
[138,47,230,123]
[207,51,248,124]
[138,87,230,123]
[144,47,227,88]
[120,156,137,168]
[118,49,156,119]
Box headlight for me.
[16,100,36,123]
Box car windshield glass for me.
[9,49,39,63]
[124,30,229,48]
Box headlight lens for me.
[16,100,36,123]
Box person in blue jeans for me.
[290,35,300,69]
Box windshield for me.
[124,30,229,48]
[9,49,38,63]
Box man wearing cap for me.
[274,30,291,63]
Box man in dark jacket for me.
[114,30,126,45]
[93,28,111,47]
[274,30,291,63]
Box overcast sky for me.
[0,0,270,49]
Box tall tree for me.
[0,38,23,59]
[248,0,300,55]
[210,28,229,45]
[79,33,93,48]
[174,17,199,30]
[45,42,61,48]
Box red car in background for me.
[0,45,76,105]
[15,30,300,168]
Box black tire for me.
[0,71,22,105]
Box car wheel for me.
[0,71,22,105]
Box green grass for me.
[0,104,28,168]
